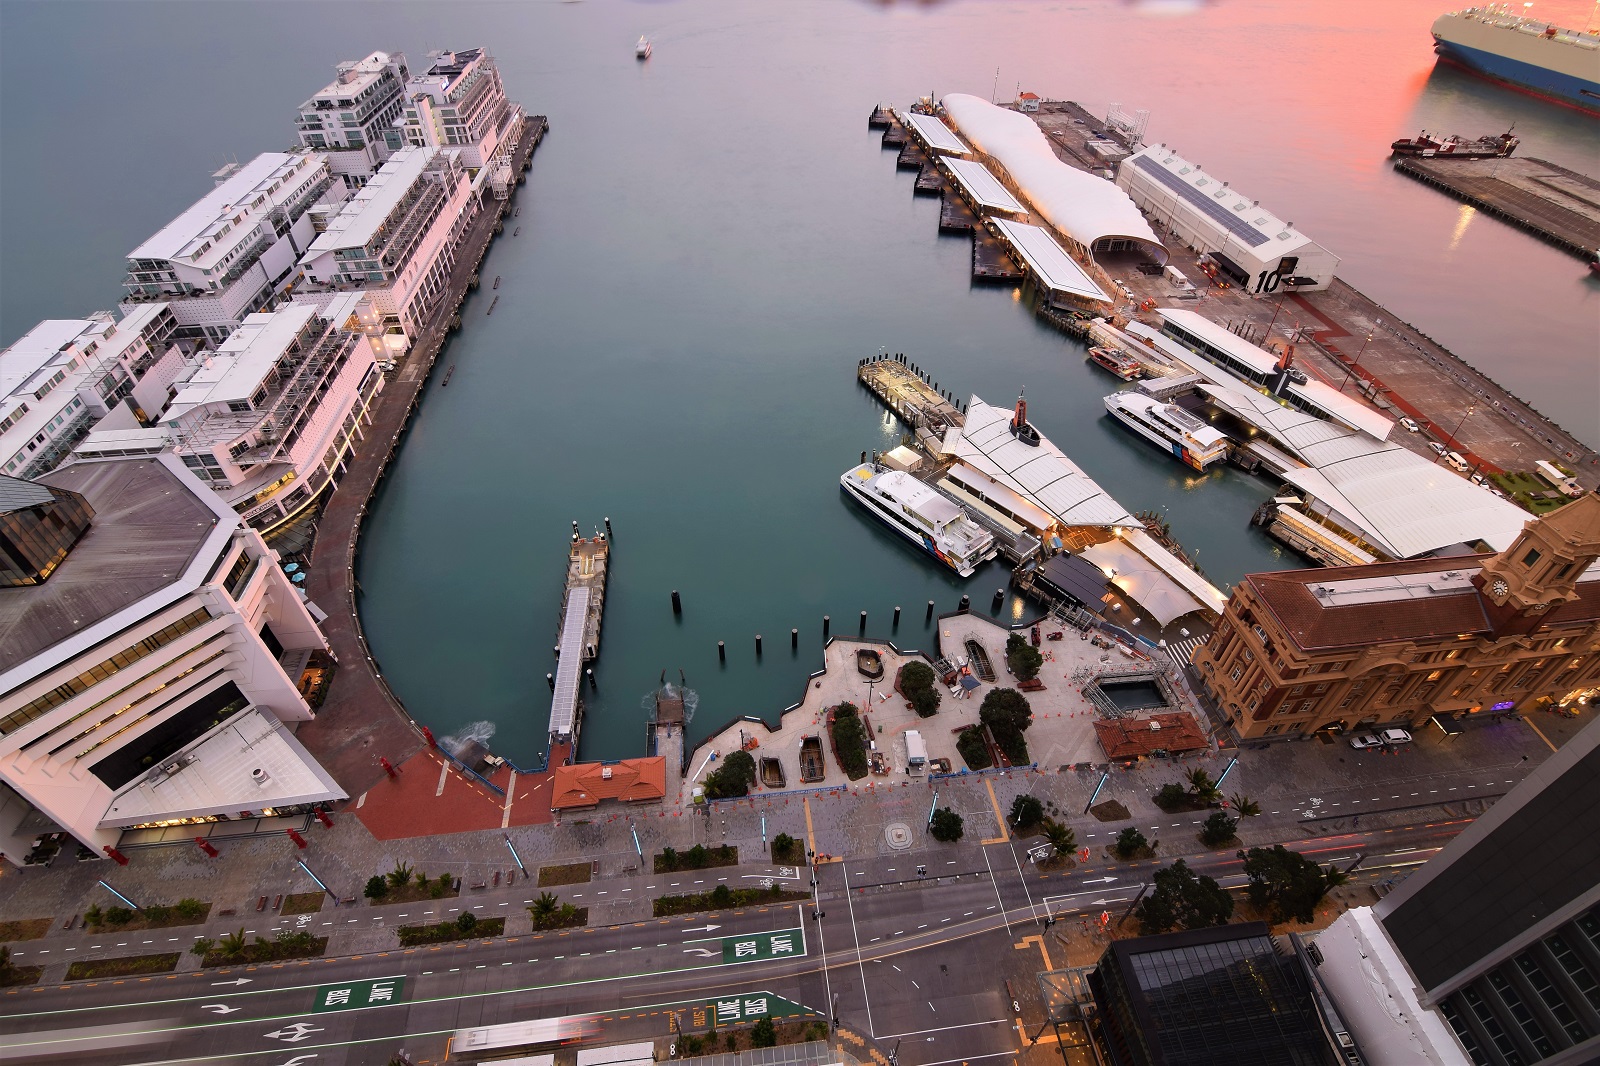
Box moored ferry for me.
[1103,391,1229,472]
[841,462,997,577]
[1089,345,1143,381]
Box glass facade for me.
[0,482,93,587]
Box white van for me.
[1164,265,1192,289]
[1446,451,1469,472]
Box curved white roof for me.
[940,94,1165,263]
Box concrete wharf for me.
[1394,156,1600,260]
[298,116,548,798]
[548,535,608,757]
[976,100,1597,488]
[857,353,966,434]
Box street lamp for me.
[1440,404,1476,461]
[1340,319,1381,394]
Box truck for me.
[904,730,928,776]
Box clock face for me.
[1491,578,1510,598]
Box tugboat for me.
[1009,389,1041,446]
[635,36,652,59]
[1089,346,1143,381]
[1390,128,1518,159]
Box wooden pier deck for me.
[1394,156,1600,259]
[972,222,1025,280]
[563,535,609,661]
[857,355,965,432]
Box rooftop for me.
[0,476,59,515]
[550,758,666,810]
[128,153,316,264]
[0,319,95,398]
[1093,711,1207,759]
[1125,144,1319,253]
[990,219,1111,303]
[303,51,403,104]
[942,157,1025,214]
[0,458,224,676]
[305,147,438,256]
[899,111,970,156]
[163,304,319,419]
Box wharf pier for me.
[298,116,549,798]
[1394,156,1600,260]
[548,533,609,760]
[911,98,1597,488]
[858,353,966,434]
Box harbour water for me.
[3,1,1596,764]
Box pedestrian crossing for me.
[1167,635,1206,668]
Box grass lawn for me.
[67,952,180,980]
[280,892,324,916]
[0,918,54,941]
[537,862,592,887]
[396,917,505,945]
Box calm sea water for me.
[4,1,1597,763]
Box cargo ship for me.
[1430,7,1600,113]
[1389,128,1520,158]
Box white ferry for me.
[841,463,996,577]
[636,36,652,59]
[1104,391,1229,472]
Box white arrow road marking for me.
[681,924,722,933]
[202,1004,243,1014]
[271,1057,318,1066]
[212,978,253,986]
[682,948,717,958]
[264,1022,325,1044]
[1080,876,1118,884]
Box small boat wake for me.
[440,719,496,758]
[642,680,699,725]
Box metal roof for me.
[942,398,1140,529]
[940,94,1165,262]
[900,112,969,156]
[942,157,1025,214]
[162,304,319,419]
[990,219,1110,303]
[548,586,590,741]
[128,153,313,263]
[0,475,59,515]
[305,147,437,255]
[1125,145,1316,252]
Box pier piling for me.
[893,605,902,628]
[823,615,831,638]
[604,516,612,536]
[718,641,726,662]
[672,590,682,615]
[860,610,868,635]
[586,667,596,689]
[792,628,799,650]
[756,634,763,656]
[992,587,1005,611]
[958,595,970,612]
[926,599,935,622]
[547,673,555,690]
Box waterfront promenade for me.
[296,119,547,803]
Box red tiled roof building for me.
[1192,492,1600,740]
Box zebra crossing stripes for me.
[1167,635,1206,668]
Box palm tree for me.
[217,929,248,960]
[386,861,415,891]
[1229,792,1262,817]
[1044,820,1076,858]
[529,892,559,926]
[1323,865,1351,890]
[1186,767,1222,805]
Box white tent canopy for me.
[940,93,1166,264]
[1080,538,1209,627]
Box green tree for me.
[1044,820,1076,857]
[529,892,559,926]
[1114,827,1148,859]
[751,1016,777,1048]
[685,844,708,868]
[929,807,964,842]
[956,726,992,770]
[455,911,478,933]
[1229,793,1262,817]
[103,906,133,926]
[174,898,206,920]
[217,929,248,960]
[1185,768,1222,806]
[1136,859,1234,935]
[711,884,734,907]
[143,904,172,924]
[190,937,215,959]
[364,875,389,901]
[1240,845,1349,924]
[1200,811,1238,847]
[1155,783,1190,810]
[772,832,798,861]
[980,688,1034,764]
[705,749,758,799]
[556,902,580,924]
[1010,794,1044,830]
[1005,633,1044,682]
[386,861,414,891]
[660,846,678,870]
[83,904,103,928]
[830,703,870,779]
[900,661,942,717]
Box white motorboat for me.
[841,463,996,577]
[1104,391,1229,472]
[636,36,652,59]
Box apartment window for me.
[1312,684,1328,695]
[1545,934,1600,1012]
[1241,649,1253,664]
[1230,667,1242,682]
[1426,670,1443,682]
[1264,725,1283,736]
[1459,986,1524,1066]
[1522,548,1542,567]
[1437,1000,1489,1066]
[1487,971,1555,1057]
[1297,699,1315,713]
[1290,685,1306,697]
[1513,954,1588,1044]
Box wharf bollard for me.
[926,599,935,622]
[672,590,682,615]
[992,587,1005,611]
[718,641,726,662]
[792,628,799,650]
[959,595,971,612]
[893,605,902,627]
[547,673,555,690]
[586,667,596,689]
[553,645,560,657]
[756,634,763,656]
[823,615,831,638]
[860,610,867,635]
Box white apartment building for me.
[0,455,343,863]
[1116,144,1340,292]
[122,152,347,345]
[295,51,412,189]
[0,304,185,482]
[295,147,475,346]
[76,300,384,537]
[396,48,522,178]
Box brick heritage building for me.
[1193,492,1600,741]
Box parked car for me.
[1351,728,1413,749]
[1428,441,1447,456]
[1399,417,1421,433]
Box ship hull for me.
[1104,401,1218,473]
[840,481,982,578]
[1431,15,1600,113]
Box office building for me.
[1192,492,1600,741]
[121,152,346,344]
[1314,714,1600,1064]
[295,147,474,346]
[74,299,385,536]
[395,48,523,178]
[0,304,185,482]
[294,51,412,188]
[0,454,343,864]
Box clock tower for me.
[1473,491,1600,635]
